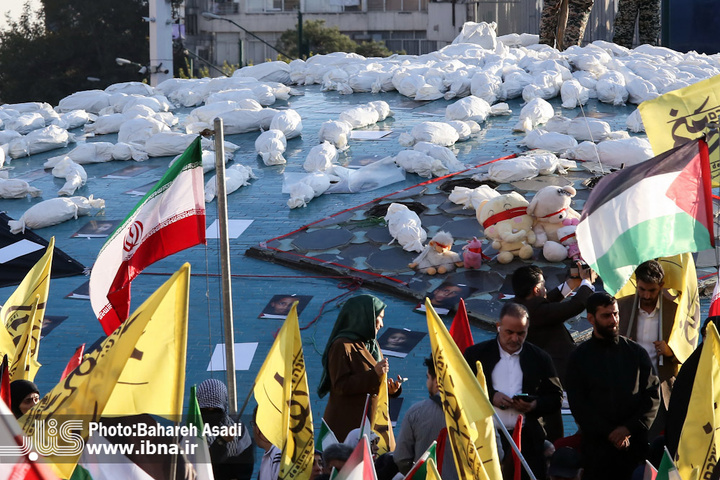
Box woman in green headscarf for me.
[318,294,402,442]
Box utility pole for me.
[148,0,174,86]
[297,9,304,59]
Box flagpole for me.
[493,411,537,480]
[213,117,238,416]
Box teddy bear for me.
[462,237,484,269]
[409,231,463,275]
[477,192,536,264]
[526,185,581,261]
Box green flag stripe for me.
[591,212,712,294]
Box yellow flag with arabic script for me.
[372,373,396,455]
[425,298,502,480]
[0,237,54,357]
[676,323,720,479]
[638,74,720,184]
[19,263,190,479]
[615,252,700,363]
[8,296,42,381]
[253,302,314,480]
[102,265,189,419]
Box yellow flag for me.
[253,303,314,480]
[102,265,189,419]
[426,457,443,480]
[372,373,396,455]
[615,253,700,363]
[19,263,191,479]
[425,298,502,480]
[0,237,54,356]
[8,296,42,381]
[638,74,720,183]
[676,322,720,479]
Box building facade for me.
[183,0,618,70]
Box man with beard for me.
[566,293,660,480]
[394,357,459,480]
[618,260,678,439]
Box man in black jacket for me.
[464,302,563,480]
[566,292,660,480]
[512,263,595,383]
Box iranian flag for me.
[576,138,714,294]
[90,137,206,334]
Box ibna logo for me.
[0,419,84,461]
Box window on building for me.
[186,13,198,35]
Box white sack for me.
[52,157,88,196]
[319,120,353,150]
[8,126,72,159]
[9,195,105,233]
[522,129,578,152]
[270,109,303,139]
[513,98,554,132]
[0,177,42,199]
[205,164,257,202]
[384,203,427,253]
[304,142,338,172]
[597,137,654,167]
[445,96,491,123]
[255,129,287,166]
[566,117,612,142]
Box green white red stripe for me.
[90,137,206,334]
[577,138,713,294]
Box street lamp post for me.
[201,12,293,63]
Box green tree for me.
[356,40,393,58]
[0,0,149,104]
[277,19,357,59]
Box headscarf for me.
[317,295,386,398]
[196,378,250,456]
[10,380,39,419]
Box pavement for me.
[0,84,674,467]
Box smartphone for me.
[513,393,538,402]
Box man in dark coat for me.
[464,302,563,480]
[512,264,595,383]
[566,292,660,480]
[513,263,595,441]
[618,260,680,439]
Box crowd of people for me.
[228,257,699,480]
[297,258,695,480]
[17,257,695,480]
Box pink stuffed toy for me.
[462,237,484,269]
[557,218,581,261]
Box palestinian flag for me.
[334,436,377,480]
[576,138,714,294]
[657,447,682,480]
[89,137,206,334]
[404,441,436,480]
[316,418,339,452]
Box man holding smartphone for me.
[464,302,563,480]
